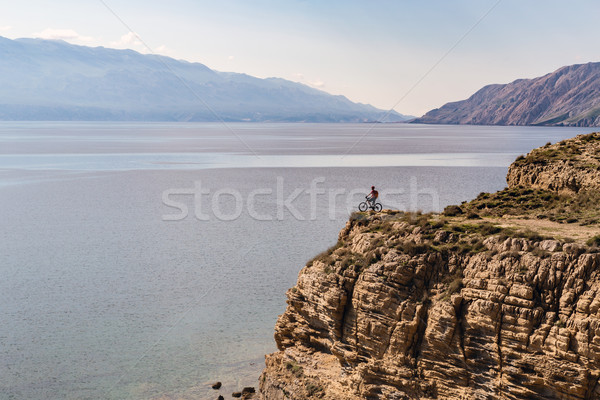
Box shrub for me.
[518,229,550,242]
[587,235,600,247]
[306,240,343,267]
[397,240,430,256]
[443,205,463,216]
[428,220,445,229]
[479,223,502,235]
[466,212,480,219]
[340,255,353,270]
[447,278,463,295]
[285,361,303,377]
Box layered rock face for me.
[260,134,600,400]
[507,133,600,193]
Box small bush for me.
[587,235,600,247]
[451,225,466,233]
[466,212,480,219]
[306,240,343,267]
[479,223,502,235]
[428,220,445,229]
[285,361,303,377]
[518,229,550,242]
[397,240,430,256]
[447,278,463,295]
[443,205,463,216]
[339,255,353,270]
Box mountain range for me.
[414,62,600,126]
[0,36,411,122]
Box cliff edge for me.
[259,133,600,400]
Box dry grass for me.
[458,187,600,226]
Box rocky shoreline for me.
[259,133,600,399]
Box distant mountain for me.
[414,62,600,127]
[0,36,412,122]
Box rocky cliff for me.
[259,133,600,399]
[507,133,600,193]
[414,63,600,127]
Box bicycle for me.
[358,197,382,212]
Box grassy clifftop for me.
[445,132,600,240]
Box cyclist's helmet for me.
[371,186,375,190]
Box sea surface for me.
[0,122,594,399]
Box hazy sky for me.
[2,0,599,116]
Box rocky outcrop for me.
[260,134,600,399]
[414,63,600,127]
[260,213,600,399]
[507,133,600,193]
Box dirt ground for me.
[453,215,600,244]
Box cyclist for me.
[366,186,379,207]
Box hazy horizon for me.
[2,1,600,116]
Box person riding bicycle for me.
[366,186,379,206]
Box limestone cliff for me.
[260,133,600,400]
[507,133,600,194]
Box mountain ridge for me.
[414,62,600,127]
[0,36,411,122]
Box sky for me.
[2,0,599,117]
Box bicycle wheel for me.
[358,202,368,212]
[373,203,382,212]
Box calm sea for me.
[0,122,593,399]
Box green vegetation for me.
[459,187,600,226]
[513,133,600,165]
[309,133,600,291]
[447,278,463,296]
[443,205,463,216]
[285,361,303,377]
[306,240,344,267]
[587,235,600,247]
